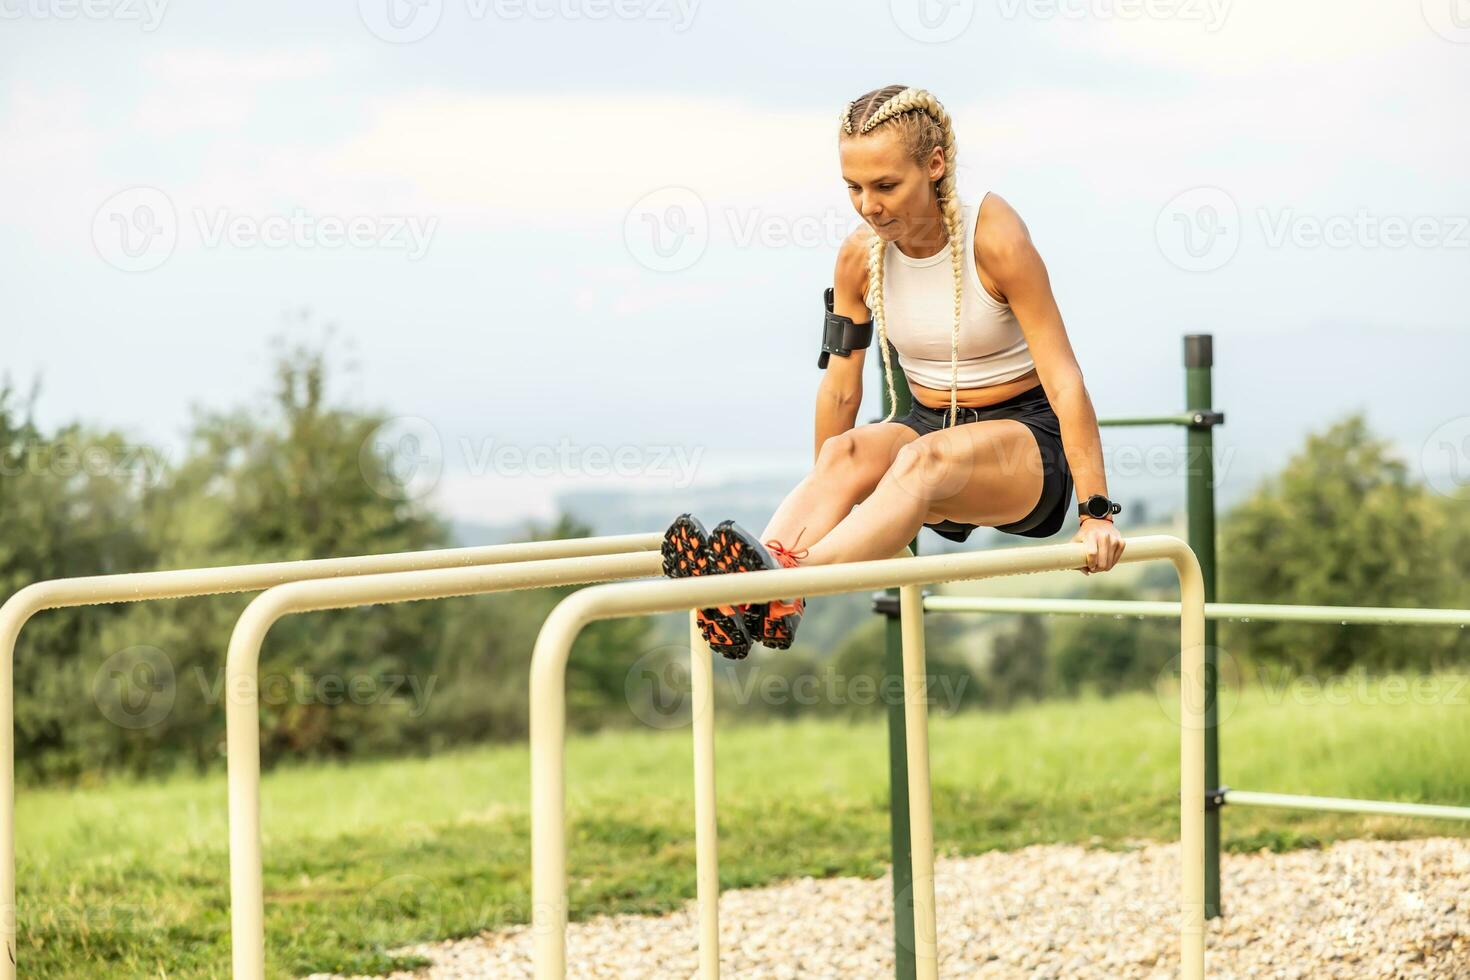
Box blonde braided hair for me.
[839,85,965,429]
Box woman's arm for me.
[814,230,874,461]
[975,193,1124,573]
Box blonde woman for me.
[662,84,1125,660]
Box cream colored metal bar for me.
[685,550,923,980]
[689,613,720,979]
[899,582,938,979]
[0,532,660,980]
[223,549,664,980]
[924,595,1470,627]
[529,534,1206,980]
[1224,791,1470,821]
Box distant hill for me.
[448,469,1180,549]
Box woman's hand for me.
[1073,517,1125,574]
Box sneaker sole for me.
[707,520,803,651]
[661,513,752,660]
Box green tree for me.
[1220,414,1459,673]
[1051,584,1179,696]
[826,613,983,719]
[4,333,678,782]
[1,378,165,781]
[986,614,1050,707]
[68,335,457,776]
[1436,493,1470,661]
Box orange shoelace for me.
[764,525,810,568]
[763,527,809,617]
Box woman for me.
[662,84,1125,660]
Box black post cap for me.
[1184,334,1213,369]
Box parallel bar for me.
[898,583,937,980]
[923,596,1470,628]
[685,566,939,980]
[689,613,720,979]
[883,606,918,980]
[1174,540,1208,980]
[0,531,661,980]
[1224,791,1470,822]
[528,534,1206,980]
[223,549,665,980]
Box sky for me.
[2,0,1467,525]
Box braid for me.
[839,85,964,429]
[867,235,899,422]
[942,195,963,430]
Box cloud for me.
[127,47,347,135]
[314,90,843,221]
[1031,0,1432,74]
[141,47,343,84]
[0,84,112,241]
[564,264,748,316]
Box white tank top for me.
[861,194,1035,390]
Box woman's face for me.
[840,129,945,243]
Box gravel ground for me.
[309,836,1470,979]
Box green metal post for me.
[875,341,920,980]
[1184,334,1222,919]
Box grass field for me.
[17,673,1470,978]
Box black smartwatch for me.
[1078,494,1122,522]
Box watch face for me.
[1087,497,1109,518]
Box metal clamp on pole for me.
[873,589,929,617]
[1188,410,1226,429]
[1206,786,1230,812]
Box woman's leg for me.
[799,419,1046,565]
[758,422,919,548]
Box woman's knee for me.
[816,430,892,491]
[885,437,971,502]
[887,438,949,479]
[815,430,867,477]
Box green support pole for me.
[874,341,920,980]
[1183,334,1223,919]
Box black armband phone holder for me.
[817,287,874,369]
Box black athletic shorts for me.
[888,382,1075,543]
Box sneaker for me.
[660,512,753,660]
[706,520,809,650]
